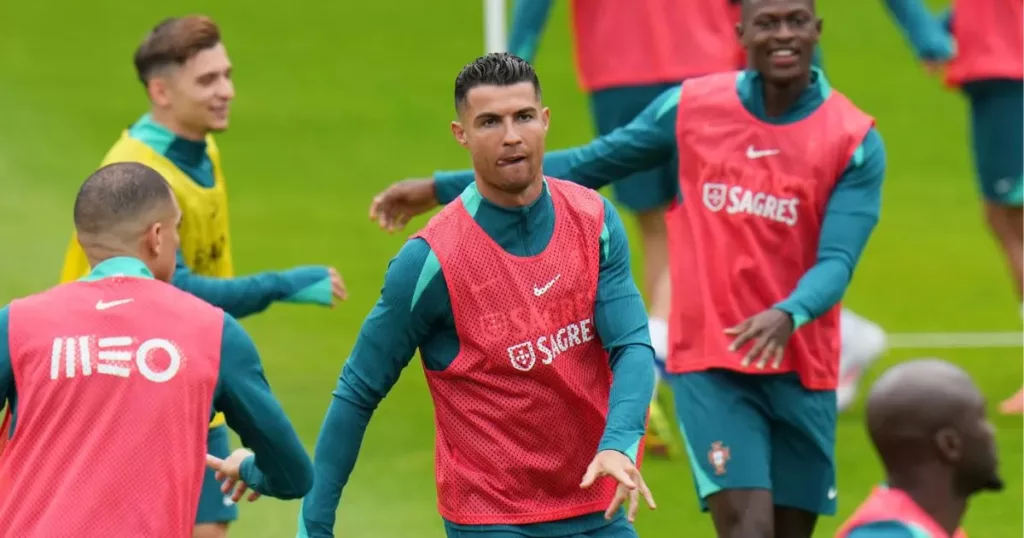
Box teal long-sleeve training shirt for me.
[0,257,313,499]
[128,114,334,319]
[298,182,656,537]
[435,69,887,329]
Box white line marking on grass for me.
[887,332,1022,350]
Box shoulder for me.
[382,238,446,312]
[841,127,887,181]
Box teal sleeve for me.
[299,239,441,538]
[593,199,655,461]
[881,0,954,61]
[774,128,886,328]
[434,85,682,204]
[214,314,313,500]
[0,307,10,417]
[508,0,554,62]
[172,250,330,318]
[846,521,918,538]
[938,8,952,33]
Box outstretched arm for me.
[509,0,555,62]
[880,0,954,61]
[774,128,886,326]
[592,199,656,461]
[434,85,682,204]
[298,239,442,537]
[171,251,335,319]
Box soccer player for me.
[56,16,344,537]
[369,0,885,535]
[299,54,656,538]
[835,359,1002,537]
[879,0,1023,413]
[0,162,313,537]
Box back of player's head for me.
[865,359,1002,495]
[74,162,175,237]
[454,53,541,113]
[133,15,221,85]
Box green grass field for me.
[1,1,1021,536]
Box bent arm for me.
[509,0,555,62]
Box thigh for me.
[667,370,773,510]
[195,425,239,525]
[764,375,838,516]
[589,83,680,213]
[965,79,1024,206]
[579,516,638,538]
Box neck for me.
[475,173,544,208]
[761,71,811,117]
[149,109,206,142]
[887,472,966,536]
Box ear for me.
[735,22,744,42]
[143,221,163,258]
[815,18,824,37]
[148,76,172,108]
[451,120,469,149]
[935,427,963,463]
[540,107,550,133]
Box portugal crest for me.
[507,342,536,372]
[708,441,730,475]
[702,183,727,212]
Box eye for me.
[517,112,534,121]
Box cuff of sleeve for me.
[239,454,259,486]
[281,267,331,305]
[433,171,468,204]
[285,276,333,306]
[597,436,642,465]
[773,301,811,330]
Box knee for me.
[709,492,774,538]
[193,523,229,538]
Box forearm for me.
[299,374,377,537]
[173,258,328,319]
[598,343,656,461]
[881,0,953,59]
[508,0,554,62]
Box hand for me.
[725,308,795,369]
[580,450,656,522]
[327,267,347,306]
[368,178,438,233]
[206,449,262,503]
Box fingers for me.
[205,454,224,471]
[220,476,237,495]
[329,268,348,302]
[770,345,785,369]
[723,319,750,336]
[604,487,627,520]
[579,461,600,489]
[753,338,777,369]
[247,490,261,502]
[639,476,657,510]
[608,466,637,490]
[626,488,640,522]
[229,480,250,503]
[728,323,758,354]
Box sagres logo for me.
[505,318,597,372]
[702,183,800,226]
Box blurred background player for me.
[879,0,1023,414]
[503,0,744,457]
[56,16,345,538]
[0,163,313,537]
[836,358,1003,537]
[300,53,656,538]
[369,0,885,534]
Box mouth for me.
[497,155,527,167]
[209,105,230,118]
[768,47,800,67]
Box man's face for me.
[154,43,235,137]
[738,0,821,84]
[950,392,1004,495]
[451,82,549,196]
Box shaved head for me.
[741,0,816,19]
[866,359,1001,495]
[73,162,181,281]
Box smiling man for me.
[367,0,887,535]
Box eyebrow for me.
[473,106,538,121]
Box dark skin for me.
[865,359,1002,536]
[713,1,826,538]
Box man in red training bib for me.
[836,359,1003,538]
[366,0,886,535]
[298,54,657,537]
[0,163,313,538]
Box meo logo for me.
[50,336,182,383]
[702,183,800,227]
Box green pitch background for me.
[0,1,1020,536]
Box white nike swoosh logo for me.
[827,487,838,500]
[533,275,561,297]
[746,145,780,159]
[96,298,134,310]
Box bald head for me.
[73,162,175,239]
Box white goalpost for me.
[484,0,508,53]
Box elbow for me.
[278,458,315,500]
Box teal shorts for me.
[195,425,239,524]
[964,79,1023,206]
[667,369,838,516]
[443,512,636,538]
[589,83,680,213]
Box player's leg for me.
[193,425,239,538]
[590,82,681,456]
[836,308,888,412]
[667,370,775,537]
[764,374,838,538]
[963,79,1024,415]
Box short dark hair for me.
[133,15,222,85]
[453,53,541,111]
[74,163,175,236]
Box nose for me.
[773,21,797,42]
[218,77,235,101]
[502,117,524,146]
